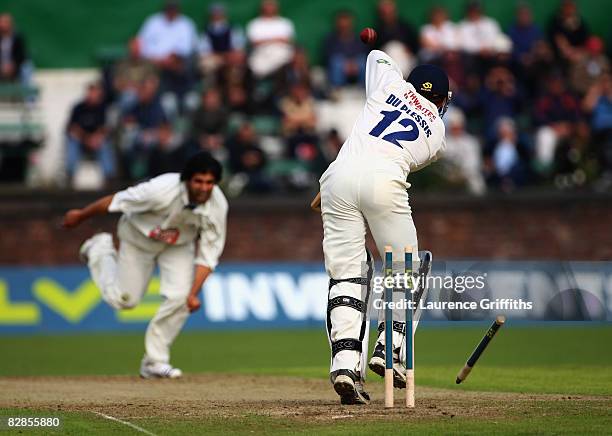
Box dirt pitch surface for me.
[0,374,605,423]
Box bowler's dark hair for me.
[180,152,223,182]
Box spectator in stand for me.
[420,6,458,63]
[442,109,486,195]
[481,66,523,140]
[375,0,419,76]
[113,38,158,110]
[533,73,581,174]
[323,10,367,88]
[138,0,197,104]
[508,3,543,69]
[452,72,482,121]
[488,117,530,191]
[66,82,115,184]
[217,49,254,114]
[321,128,343,163]
[197,3,245,76]
[280,83,316,155]
[521,40,557,98]
[0,13,28,83]
[148,123,186,177]
[583,73,612,174]
[457,1,512,72]
[124,77,167,134]
[276,47,313,97]
[551,119,591,188]
[420,7,464,89]
[226,121,271,193]
[507,4,553,98]
[548,0,590,63]
[187,87,228,165]
[280,83,326,175]
[569,36,610,96]
[121,76,168,180]
[246,0,295,79]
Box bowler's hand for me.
[187,295,201,313]
[63,209,85,228]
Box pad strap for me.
[327,296,366,336]
[326,249,374,347]
[377,321,405,336]
[331,338,362,357]
[329,277,369,291]
[328,296,365,313]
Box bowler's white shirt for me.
[332,50,446,177]
[139,13,197,59]
[109,173,228,270]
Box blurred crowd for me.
[0,12,36,182]
[428,1,612,193]
[4,0,612,194]
[0,13,32,85]
[67,0,328,194]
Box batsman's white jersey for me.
[86,173,228,364]
[320,50,446,376]
[330,49,446,180]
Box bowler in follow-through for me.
[62,152,228,379]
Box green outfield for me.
[1,325,611,434]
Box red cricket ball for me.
[360,27,377,45]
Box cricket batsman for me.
[62,152,227,379]
[320,50,450,404]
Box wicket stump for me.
[383,245,416,409]
[455,315,506,384]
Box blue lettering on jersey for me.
[385,94,403,108]
[369,110,419,148]
[382,93,432,138]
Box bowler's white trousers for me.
[87,218,194,364]
[321,157,418,374]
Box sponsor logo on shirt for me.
[403,90,437,123]
[385,93,434,138]
[148,227,180,244]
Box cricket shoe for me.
[368,343,406,389]
[331,369,370,405]
[79,232,113,263]
[140,361,183,379]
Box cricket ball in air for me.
[360,27,377,45]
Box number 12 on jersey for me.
[369,110,419,148]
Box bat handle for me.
[455,364,472,384]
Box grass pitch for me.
[1,324,611,434]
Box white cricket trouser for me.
[86,220,194,364]
[321,157,418,374]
